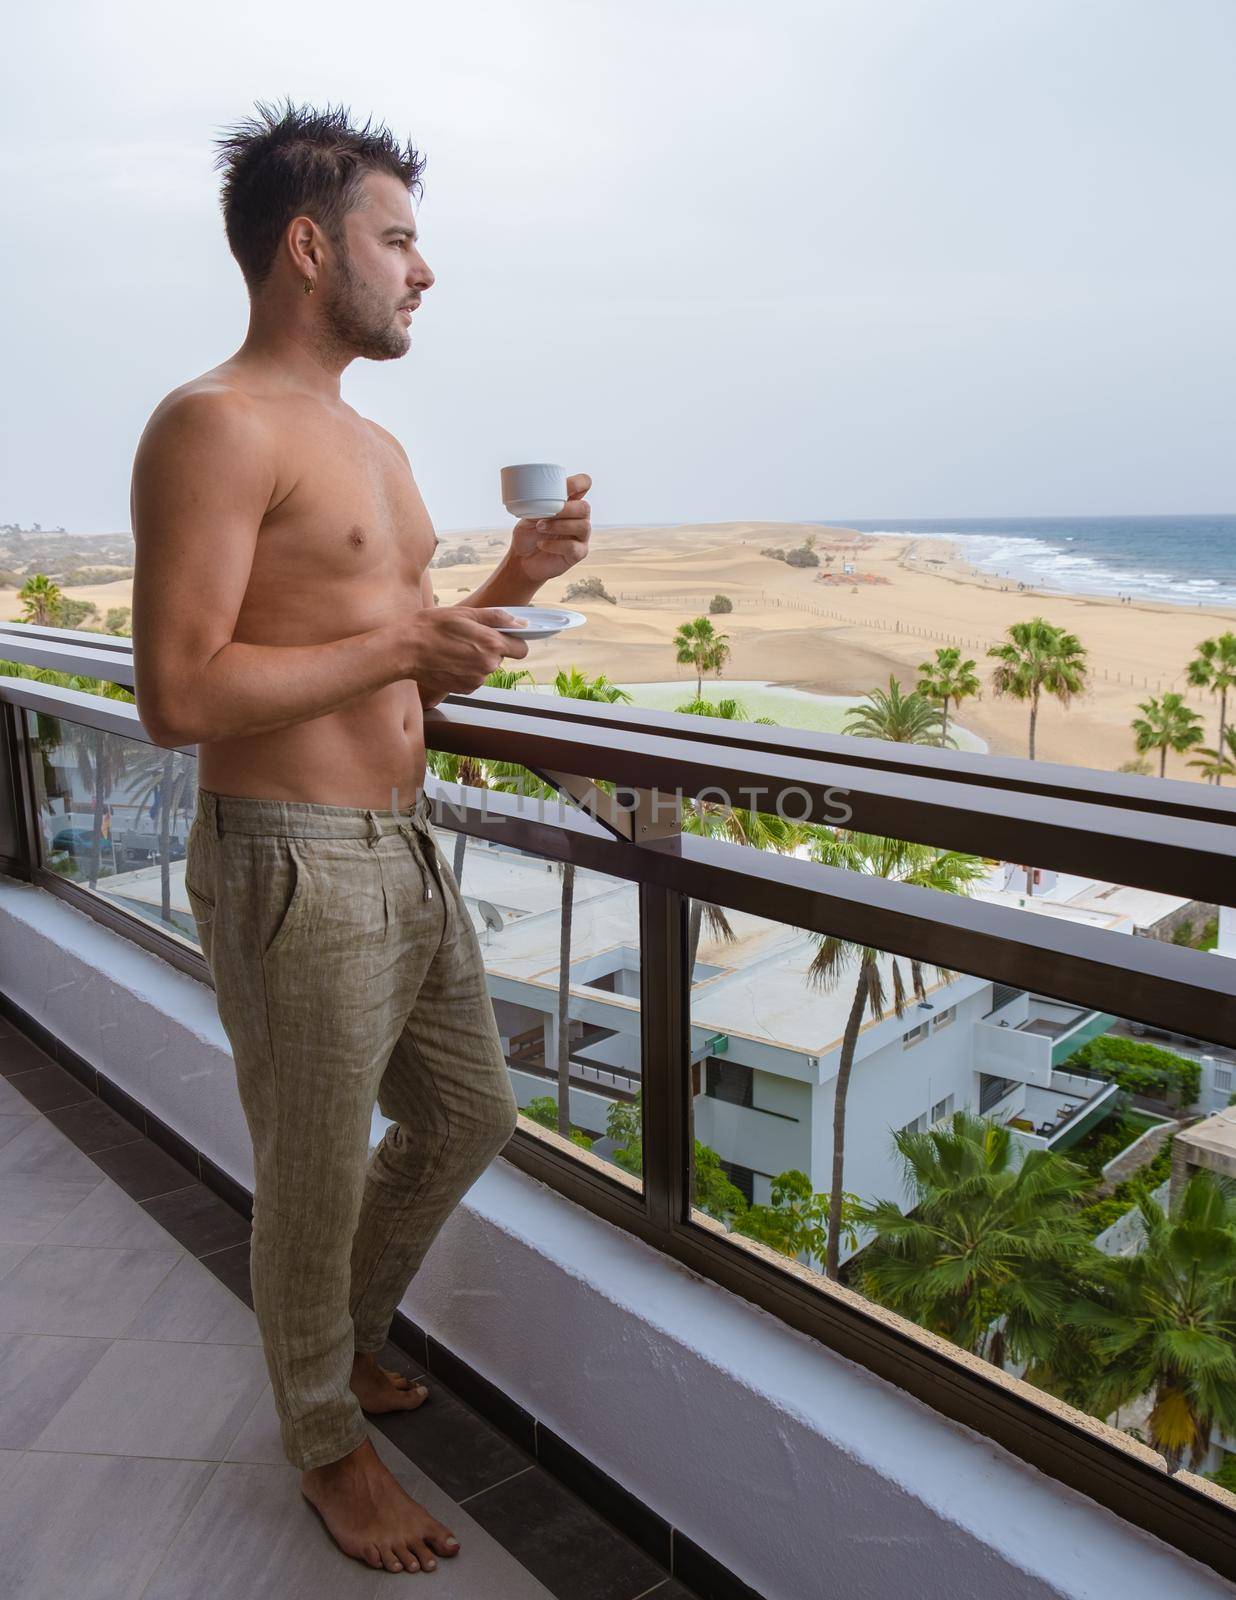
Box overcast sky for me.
[2,0,1233,534]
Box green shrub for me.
[1077,1197,1131,1237]
[1065,1036,1200,1106]
[1076,1135,1175,1237]
[1069,1112,1159,1179]
[521,1094,593,1149]
[1107,1140,1173,1210]
[709,594,733,614]
[1207,1453,1236,1494]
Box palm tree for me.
[672,691,809,980]
[843,676,950,746]
[485,668,633,1143]
[1186,632,1236,787]
[1130,692,1205,778]
[672,688,797,972]
[804,830,986,1278]
[673,616,730,699]
[16,574,64,626]
[60,677,138,889]
[988,618,1088,760]
[916,647,980,746]
[1064,1171,1236,1470]
[1187,727,1236,785]
[853,1112,1095,1368]
[425,664,537,883]
[673,695,771,724]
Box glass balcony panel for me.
[686,884,1236,1479]
[24,711,645,1193]
[429,790,645,1193]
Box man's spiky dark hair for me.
[213,97,426,292]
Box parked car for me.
[49,826,105,858]
[48,826,185,867]
[117,830,187,864]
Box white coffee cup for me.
[501,462,567,519]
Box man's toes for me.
[392,1541,420,1571]
[427,1524,460,1556]
[380,1545,406,1573]
[361,1543,384,1570]
[409,1539,436,1571]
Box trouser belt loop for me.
[364,808,383,848]
[209,792,224,840]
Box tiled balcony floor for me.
[0,1017,699,1600]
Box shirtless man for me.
[129,101,591,1576]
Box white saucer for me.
[493,606,588,641]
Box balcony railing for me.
[3,618,1236,1582]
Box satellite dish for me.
[477,899,504,937]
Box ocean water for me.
[832,515,1236,608]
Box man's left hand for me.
[509,472,591,585]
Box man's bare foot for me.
[350,1350,430,1414]
[301,1435,460,1573]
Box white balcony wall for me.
[693,1095,810,1182]
[986,989,1031,1027]
[973,1018,1053,1087]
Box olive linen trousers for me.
[184,785,518,1472]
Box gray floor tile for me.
[43,1175,189,1254]
[0,1114,103,1184]
[0,1078,38,1117]
[403,1467,559,1597]
[0,1118,37,1157]
[0,1174,103,1246]
[464,1461,670,1600]
[4,1062,93,1113]
[141,1459,556,1599]
[120,1251,260,1345]
[0,1450,21,1491]
[32,1336,268,1460]
[0,1242,180,1336]
[0,1449,215,1600]
[0,1241,34,1282]
[0,1332,112,1448]
[0,1033,56,1077]
[226,1381,425,1477]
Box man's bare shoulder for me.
[363,415,412,467]
[131,376,279,525]
[134,379,275,492]
[142,373,264,435]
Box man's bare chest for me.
[242,417,436,624]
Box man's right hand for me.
[406,606,531,708]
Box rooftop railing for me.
[3,618,1236,1581]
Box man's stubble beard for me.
[318,246,410,363]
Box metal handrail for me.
[2,667,1233,1048]
[4,624,1234,876]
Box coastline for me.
[888,531,1236,624]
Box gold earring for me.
[303,277,315,296]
